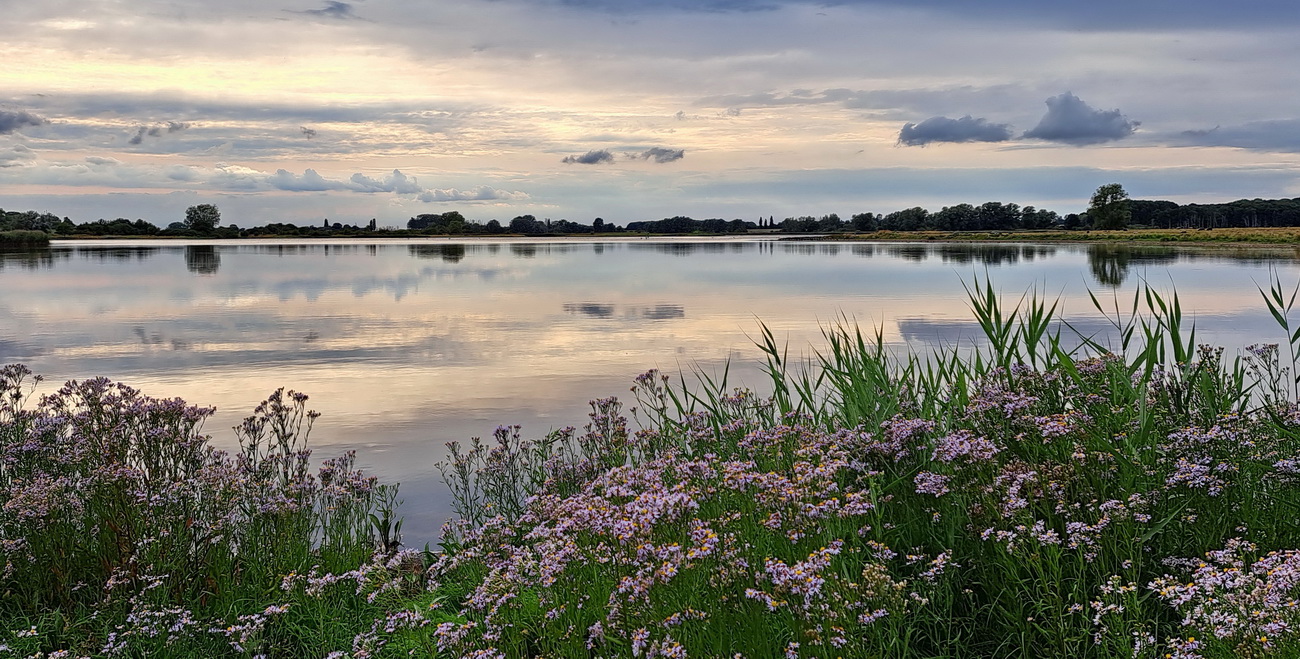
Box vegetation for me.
[0,230,50,246]
[1088,183,1131,230]
[183,204,222,235]
[7,277,1300,657]
[7,190,1300,240]
[832,227,1300,245]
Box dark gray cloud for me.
[129,121,192,145]
[0,109,49,134]
[634,147,685,163]
[1022,92,1137,145]
[562,149,615,164]
[299,1,360,19]
[898,115,1013,146]
[1170,120,1300,153]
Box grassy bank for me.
[5,279,1300,657]
[0,230,50,246]
[831,227,1300,246]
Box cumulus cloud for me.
[1022,92,1137,145]
[84,156,121,166]
[0,109,49,134]
[633,147,685,163]
[562,149,616,165]
[417,186,530,202]
[268,168,348,191]
[898,115,1013,146]
[0,145,37,168]
[350,169,423,194]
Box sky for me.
[2,0,1299,227]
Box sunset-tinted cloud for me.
[0,0,1296,225]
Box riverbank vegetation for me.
[831,227,1300,246]
[0,230,49,246]
[6,191,1300,241]
[5,279,1300,657]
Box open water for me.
[3,237,1298,543]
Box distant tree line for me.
[8,192,1300,239]
[1127,197,1300,229]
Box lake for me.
[3,237,1299,544]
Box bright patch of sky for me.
[2,0,1298,225]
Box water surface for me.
[3,238,1297,543]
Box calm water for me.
[3,238,1299,543]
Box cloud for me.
[349,169,424,194]
[0,145,37,168]
[634,147,685,163]
[299,1,360,19]
[268,168,349,191]
[508,0,1299,29]
[898,115,1013,146]
[301,126,318,139]
[1,156,530,203]
[0,109,49,134]
[562,149,616,164]
[1169,120,1300,153]
[1022,92,1138,145]
[700,84,1043,123]
[416,186,530,202]
[128,121,192,145]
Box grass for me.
[6,276,1300,657]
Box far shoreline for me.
[15,226,1300,249]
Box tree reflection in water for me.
[185,245,221,275]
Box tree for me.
[1088,183,1130,230]
[184,204,221,234]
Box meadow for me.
[3,277,1300,658]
